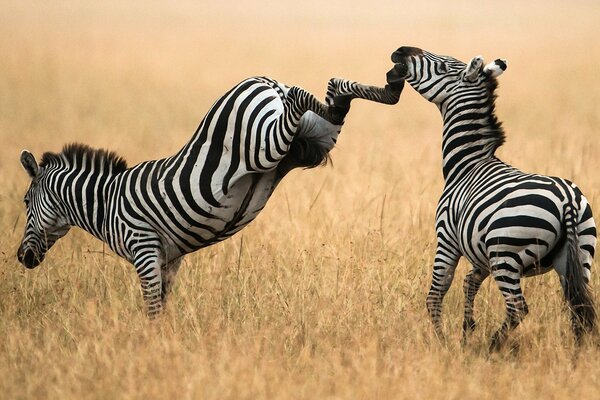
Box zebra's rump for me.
[451,160,592,271]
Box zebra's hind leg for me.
[161,256,183,307]
[286,86,347,125]
[462,267,490,345]
[134,250,164,318]
[286,78,402,128]
[426,246,460,342]
[489,262,529,352]
[325,78,402,107]
[273,87,346,175]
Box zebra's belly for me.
[217,171,281,235]
[160,171,280,252]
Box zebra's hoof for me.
[386,79,405,94]
[329,93,352,125]
[333,93,352,109]
[489,332,506,352]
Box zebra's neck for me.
[38,144,128,244]
[51,165,116,242]
[438,85,504,183]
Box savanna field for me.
[1,1,600,398]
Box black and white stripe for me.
[388,47,596,349]
[17,76,401,317]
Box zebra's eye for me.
[24,198,30,207]
[438,63,448,74]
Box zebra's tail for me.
[286,135,331,169]
[276,134,332,178]
[564,205,596,341]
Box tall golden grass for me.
[1,1,600,398]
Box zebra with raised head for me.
[387,46,596,349]
[17,76,403,317]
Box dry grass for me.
[1,1,600,398]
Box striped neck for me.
[44,163,116,242]
[39,144,127,242]
[438,82,504,183]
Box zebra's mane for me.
[40,143,128,174]
[485,77,506,153]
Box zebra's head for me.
[17,150,70,269]
[387,46,507,105]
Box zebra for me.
[17,76,403,317]
[387,46,596,350]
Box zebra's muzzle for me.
[17,247,42,269]
[391,46,424,62]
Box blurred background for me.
[3,0,599,157]
[1,1,600,398]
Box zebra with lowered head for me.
[17,76,403,317]
[387,46,596,350]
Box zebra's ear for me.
[20,150,39,179]
[483,59,507,78]
[464,55,484,82]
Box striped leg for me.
[282,79,400,139]
[161,256,183,306]
[426,245,460,340]
[251,86,335,172]
[462,267,489,344]
[271,86,334,152]
[325,78,402,106]
[275,79,402,175]
[577,202,596,286]
[489,260,528,351]
[285,86,346,125]
[134,250,164,318]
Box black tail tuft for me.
[276,135,332,178]
[286,136,331,170]
[564,206,596,342]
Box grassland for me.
[1,1,600,398]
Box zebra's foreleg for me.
[134,252,164,318]
[161,256,183,306]
[489,262,528,352]
[426,247,460,341]
[462,267,489,344]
